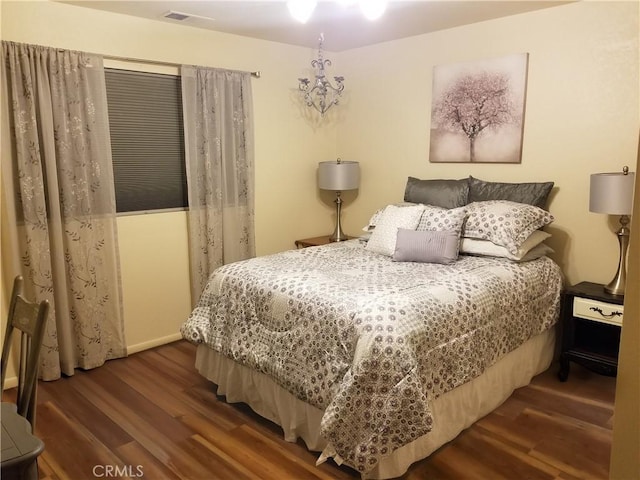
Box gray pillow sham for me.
[393,229,460,264]
[404,177,469,209]
[467,176,554,209]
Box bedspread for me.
[181,240,562,473]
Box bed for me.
[181,176,563,478]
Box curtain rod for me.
[103,54,261,78]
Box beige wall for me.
[1,0,638,396]
[0,0,340,254]
[334,4,639,475]
[0,0,338,382]
[337,0,639,287]
[1,0,638,474]
[0,1,336,382]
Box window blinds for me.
[105,68,187,213]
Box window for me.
[105,68,187,213]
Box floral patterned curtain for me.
[1,41,126,381]
[181,66,255,305]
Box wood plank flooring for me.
[3,341,615,480]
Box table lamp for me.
[318,159,360,242]
[589,166,635,295]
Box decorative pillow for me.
[463,200,554,255]
[404,177,469,208]
[358,232,372,243]
[366,204,425,256]
[517,243,554,262]
[393,229,461,264]
[417,205,467,232]
[362,202,416,232]
[460,230,551,261]
[468,176,554,209]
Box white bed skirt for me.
[195,327,555,479]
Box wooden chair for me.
[1,275,49,429]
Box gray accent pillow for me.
[393,229,460,264]
[468,176,554,209]
[404,177,469,208]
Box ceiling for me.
[61,1,572,52]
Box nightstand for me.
[294,235,354,248]
[558,281,624,381]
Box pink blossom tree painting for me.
[429,53,529,163]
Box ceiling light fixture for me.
[298,33,344,116]
[359,0,387,20]
[287,0,387,23]
[335,0,358,7]
[287,0,317,23]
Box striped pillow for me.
[393,229,461,264]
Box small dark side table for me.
[1,403,44,480]
[558,281,624,381]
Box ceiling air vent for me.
[163,11,191,21]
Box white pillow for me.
[362,202,417,232]
[463,200,554,255]
[366,204,425,256]
[460,230,552,261]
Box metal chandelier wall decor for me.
[297,33,344,116]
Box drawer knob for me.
[589,306,622,319]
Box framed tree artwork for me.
[429,53,529,163]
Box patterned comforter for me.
[181,240,563,473]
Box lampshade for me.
[589,170,635,215]
[318,160,360,191]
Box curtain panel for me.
[181,66,256,305]
[1,41,126,380]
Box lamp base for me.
[329,232,348,242]
[329,191,349,242]
[604,215,630,296]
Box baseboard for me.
[126,332,183,355]
[3,377,17,390]
[2,333,184,392]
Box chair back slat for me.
[0,275,49,428]
[13,297,42,337]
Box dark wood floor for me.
[3,341,616,480]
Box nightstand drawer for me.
[573,297,624,326]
